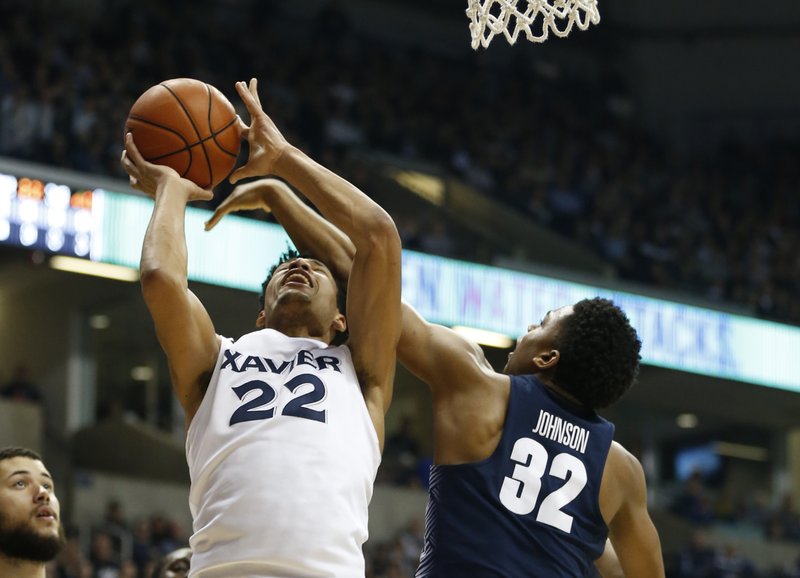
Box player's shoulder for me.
[605,441,646,490]
[599,441,648,524]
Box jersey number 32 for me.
[499,437,587,533]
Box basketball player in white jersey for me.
[121,78,402,577]
[0,447,65,578]
[206,178,664,577]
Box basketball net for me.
[466,0,600,49]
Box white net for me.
[466,0,601,49]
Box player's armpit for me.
[594,539,623,578]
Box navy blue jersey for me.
[416,375,615,577]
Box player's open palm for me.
[230,78,290,184]
[121,133,213,203]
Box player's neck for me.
[265,307,332,344]
[267,321,331,344]
[542,380,584,407]
[0,554,46,578]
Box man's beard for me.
[0,512,66,563]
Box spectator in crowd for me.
[767,494,800,542]
[51,529,92,578]
[89,532,120,578]
[96,501,132,568]
[672,471,716,526]
[382,417,424,487]
[712,544,758,578]
[1,363,42,404]
[677,529,717,578]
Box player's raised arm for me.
[205,178,356,283]
[233,79,402,448]
[208,174,493,407]
[122,134,220,423]
[207,177,490,403]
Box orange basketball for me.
[124,78,242,189]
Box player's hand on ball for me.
[205,178,297,231]
[121,133,213,203]
[229,78,290,183]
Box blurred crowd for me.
[46,499,800,578]
[667,529,800,578]
[44,498,425,578]
[671,472,800,543]
[48,501,188,578]
[0,0,798,326]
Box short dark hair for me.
[552,298,641,409]
[0,447,43,464]
[151,547,191,578]
[259,248,349,345]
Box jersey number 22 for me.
[229,374,327,426]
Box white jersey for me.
[186,329,381,578]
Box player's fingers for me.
[237,117,249,139]
[120,155,141,179]
[228,165,253,185]
[235,81,259,113]
[124,133,147,165]
[204,207,229,231]
[249,78,262,107]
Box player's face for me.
[0,457,64,562]
[504,306,573,375]
[260,258,342,328]
[158,547,192,578]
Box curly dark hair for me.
[552,298,641,409]
[0,446,43,464]
[259,247,349,345]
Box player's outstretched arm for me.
[603,443,665,577]
[233,79,402,448]
[205,178,355,283]
[122,134,220,423]
[207,177,491,403]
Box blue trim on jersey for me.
[416,375,615,578]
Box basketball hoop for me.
[466,0,600,49]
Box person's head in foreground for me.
[0,447,65,576]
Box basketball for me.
[124,78,242,189]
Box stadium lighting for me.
[714,442,769,462]
[50,256,139,282]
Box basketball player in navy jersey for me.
[206,178,665,577]
[121,78,402,577]
[0,447,65,578]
